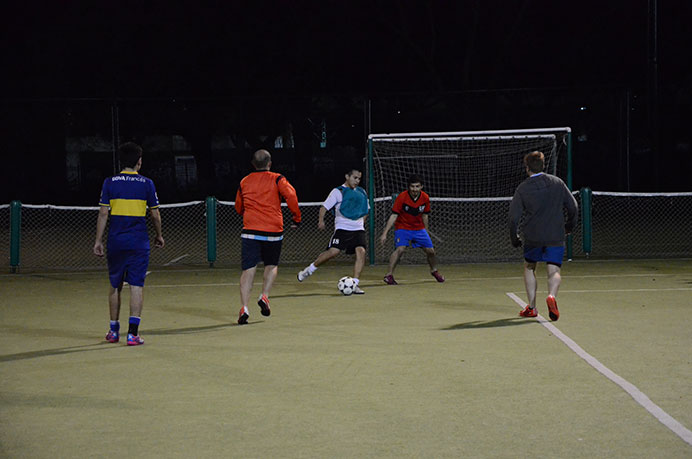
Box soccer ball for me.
[337,276,355,296]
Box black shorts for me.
[241,238,282,270]
[327,229,366,255]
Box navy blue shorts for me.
[241,238,282,270]
[394,229,433,248]
[107,249,150,288]
[524,246,564,267]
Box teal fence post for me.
[566,131,574,260]
[10,200,21,273]
[581,188,592,257]
[367,138,375,265]
[206,196,217,267]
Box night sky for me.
[2,1,691,202]
[5,1,691,97]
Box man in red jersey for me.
[379,175,444,285]
[235,149,301,324]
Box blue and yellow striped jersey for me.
[99,171,160,250]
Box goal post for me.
[366,127,572,264]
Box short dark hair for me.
[119,142,143,169]
[524,151,545,173]
[251,149,272,169]
[346,168,361,176]
[407,174,423,186]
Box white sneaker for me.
[352,285,365,294]
[297,268,312,282]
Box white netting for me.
[369,129,570,199]
[369,128,571,263]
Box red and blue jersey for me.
[99,171,159,250]
[392,190,430,231]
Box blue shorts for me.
[524,246,564,267]
[241,238,282,270]
[394,229,433,249]
[107,249,150,288]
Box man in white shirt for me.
[297,168,369,293]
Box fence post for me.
[10,200,21,273]
[581,188,592,257]
[206,196,217,267]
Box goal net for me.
[367,128,571,263]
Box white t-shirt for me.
[323,185,368,231]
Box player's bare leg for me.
[385,246,407,276]
[423,247,438,272]
[261,265,278,298]
[239,266,257,309]
[523,262,538,308]
[108,285,122,321]
[545,263,561,321]
[423,247,444,282]
[313,247,340,267]
[353,246,366,279]
[129,285,143,318]
[546,264,561,297]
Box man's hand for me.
[379,233,387,245]
[93,241,104,257]
[154,236,165,248]
[511,236,522,248]
[318,220,325,231]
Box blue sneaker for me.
[106,330,119,343]
[127,333,144,346]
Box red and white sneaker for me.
[258,295,271,316]
[238,306,249,325]
[519,306,538,318]
[431,270,445,282]
[546,295,559,321]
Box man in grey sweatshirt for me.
[508,151,578,321]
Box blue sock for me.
[110,321,120,332]
[128,316,141,336]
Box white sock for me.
[353,278,359,285]
[307,263,317,274]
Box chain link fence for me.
[584,192,692,258]
[4,191,692,272]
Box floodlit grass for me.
[1,260,691,457]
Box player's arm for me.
[563,186,579,234]
[508,191,523,247]
[422,213,429,232]
[318,206,328,230]
[379,213,398,244]
[278,177,301,227]
[149,208,165,248]
[234,187,244,215]
[93,206,109,256]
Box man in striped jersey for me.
[94,142,164,345]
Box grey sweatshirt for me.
[508,173,578,247]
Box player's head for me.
[524,151,545,174]
[251,149,272,170]
[345,168,362,188]
[119,142,143,170]
[407,174,423,196]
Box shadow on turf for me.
[441,317,536,330]
[146,322,250,335]
[0,342,120,362]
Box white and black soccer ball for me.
[337,276,355,296]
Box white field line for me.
[506,291,692,447]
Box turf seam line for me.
[506,292,692,447]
